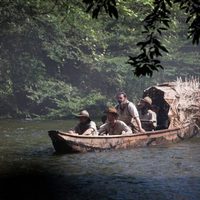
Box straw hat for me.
[74,110,90,119]
[105,107,118,115]
[141,96,152,105]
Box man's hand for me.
[68,130,78,135]
[139,127,146,133]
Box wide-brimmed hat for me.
[141,96,152,105]
[104,107,118,115]
[74,110,90,119]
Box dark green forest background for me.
[0,0,200,119]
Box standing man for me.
[116,92,145,133]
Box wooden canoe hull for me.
[48,123,198,154]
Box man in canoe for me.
[98,107,132,135]
[69,110,97,135]
[115,92,145,133]
[137,96,157,131]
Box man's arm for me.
[128,102,145,133]
[82,128,95,135]
[98,123,109,135]
[135,116,145,133]
[121,122,133,135]
[151,111,157,128]
[82,121,97,135]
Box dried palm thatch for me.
[143,77,200,129]
[174,77,200,127]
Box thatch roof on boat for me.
[143,78,200,129]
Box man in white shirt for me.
[116,92,145,133]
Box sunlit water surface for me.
[0,120,200,200]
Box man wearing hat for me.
[138,96,157,131]
[98,107,132,135]
[70,110,97,135]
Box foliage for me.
[26,79,106,119]
[83,0,200,76]
[0,0,200,119]
[83,0,118,19]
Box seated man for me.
[98,107,132,135]
[138,96,157,131]
[69,110,97,135]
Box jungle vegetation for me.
[0,0,200,119]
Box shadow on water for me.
[0,120,200,200]
[1,163,200,200]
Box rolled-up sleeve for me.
[128,102,139,118]
[89,121,97,132]
[98,123,108,135]
[150,111,157,127]
[120,121,133,135]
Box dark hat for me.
[74,110,90,119]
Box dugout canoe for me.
[48,122,198,154]
[48,80,200,154]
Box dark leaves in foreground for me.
[128,0,171,76]
[176,0,200,45]
[128,55,163,77]
[83,0,199,76]
[83,0,118,19]
[128,34,167,77]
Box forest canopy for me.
[0,0,200,119]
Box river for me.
[0,119,200,200]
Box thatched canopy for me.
[143,78,200,129]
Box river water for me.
[0,119,200,200]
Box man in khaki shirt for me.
[98,107,132,135]
[138,96,157,131]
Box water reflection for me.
[0,120,200,200]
